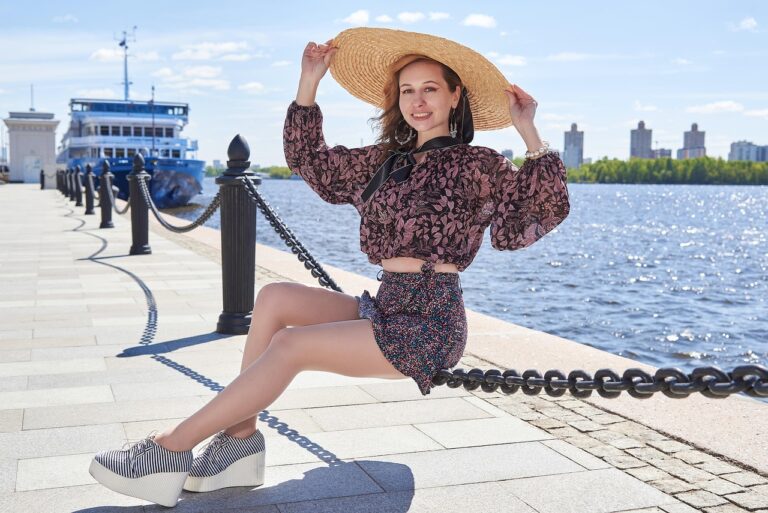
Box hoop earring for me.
[394,120,415,145]
[449,107,457,138]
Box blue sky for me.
[1,1,766,166]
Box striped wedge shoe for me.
[89,435,193,507]
[183,429,266,493]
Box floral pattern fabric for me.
[283,101,570,272]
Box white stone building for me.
[3,110,59,187]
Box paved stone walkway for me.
[1,184,766,512]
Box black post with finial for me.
[74,165,83,206]
[68,168,76,201]
[56,170,62,193]
[99,161,115,229]
[216,135,260,334]
[83,164,95,215]
[128,154,151,254]
[40,169,45,189]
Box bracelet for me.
[524,140,551,160]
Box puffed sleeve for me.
[283,101,383,205]
[488,151,570,251]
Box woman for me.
[88,28,570,507]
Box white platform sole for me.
[183,450,265,493]
[89,458,188,507]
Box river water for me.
[173,176,767,381]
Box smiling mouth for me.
[411,113,432,120]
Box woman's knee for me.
[254,282,294,315]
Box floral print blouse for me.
[283,101,570,272]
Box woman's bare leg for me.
[154,318,407,451]
[223,282,362,438]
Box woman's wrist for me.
[515,122,543,152]
[295,76,320,106]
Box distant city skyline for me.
[0,1,766,166]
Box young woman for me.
[88,28,570,507]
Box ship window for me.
[127,149,136,157]
[111,126,120,136]
[122,127,131,136]
[171,150,181,158]
[165,127,173,138]
[104,148,114,158]
[115,148,125,158]
[100,126,109,136]
[154,127,163,137]
[161,149,170,157]
[133,127,142,137]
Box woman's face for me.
[398,60,460,143]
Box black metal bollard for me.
[68,169,76,201]
[216,135,260,334]
[40,169,45,189]
[99,161,114,229]
[83,164,95,215]
[74,165,83,207]
[62,169,68,196]
[56,170,61,193]
[128,154,151,255]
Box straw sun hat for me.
[328,27,514,131]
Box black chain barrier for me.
[105,179,131,215]
[239,175,342,291]
[234,172,768,400]
[136,175,222,233]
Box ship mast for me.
[117,26,137,101]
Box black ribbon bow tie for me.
[361,136,460,204]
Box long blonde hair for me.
[369,55,462,162]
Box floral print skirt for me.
[356,260,467,395]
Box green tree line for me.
[567,157,768,185]
[205,165,293,179]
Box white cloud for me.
[0,88,7,95]
[90,48,159,62]
[343,9,369,25]
[463,14,496,28]
[496,54,527,66]
[76,88,117,98]
[152,67,174,78]
[634,100,659,112]
[52,14,78,23]
[172,41,248,60]
[183,66,222,79]
[271,60,291,67]
[744,108,768,119]
[238,82,266,94]
[398,12,425,23]
[428,12,450,21]
[541,113,568,121]
[732,16,758,32]
[220,54,254,61]
[375,15,393,23]
[672,57,692,65]
[686,101,744,113]
[486,51,499,58]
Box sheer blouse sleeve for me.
[488,151,570,251]
[283,101,383,206]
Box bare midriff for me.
[381,256,459,274]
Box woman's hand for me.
[503,84,538,128]
[300,39,337,84]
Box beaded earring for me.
[449,107,457,138]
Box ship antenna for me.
[116,26,137,100]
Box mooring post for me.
[74,165,83,207]
[216,134,260,334]
[128,154,151,255]
[83,164,96,215]
[99,161,115,229]
[68,168,76,201]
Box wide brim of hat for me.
[329,27,514,131]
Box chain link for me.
[431,364,768,398]
[137,176,222,233]
[105,180,131,215]
[238,176,342,291]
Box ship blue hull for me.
[68,157,204,209]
